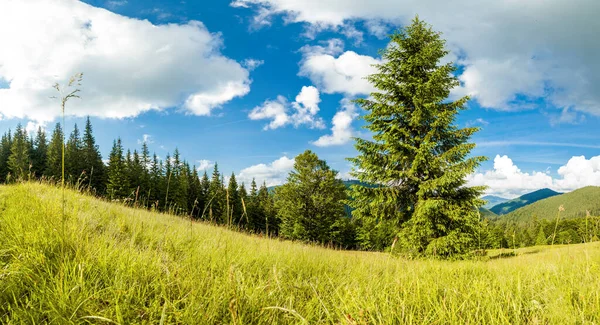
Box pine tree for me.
[259,182,278,236]
[46,124,64,181]
[139,141,151,199]
[535,226,547,246]
[239,182,248,226]
[348,17,485,258]
[207,163,224,223]
[227,172,242,227]
[188,166,201,218]
[82,117,106,192]
[65,123,84,183]
[199,171,210,219]
[8,124,31,180]
[31,127,48,178]
[247,179,262,231]
[106,139,129,199]
[148,153,163,209]
[275,150,346,243]
[0,131,13,182]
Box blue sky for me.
[0,0,599,198]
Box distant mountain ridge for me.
[490,188,562,215]
[501,186,600,223]
[481,195,509,209]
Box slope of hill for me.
[490,188,561,215]
[502,186,600,223]
[479,207,498,219]
[481,195,509,209]
[1,183,599,323]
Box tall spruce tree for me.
[32,127,48,178]
[8,124,31,180]
[82,117,106,192]
[275,150,346,243]
[199,171,210,219]
[0,131,13,182]
[207,163,224,223]
[348,17,486,258]
[106,138,129,199]
[65,123,84,183]
[46,124,64,181]
[227,172,242,226]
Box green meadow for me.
[1,183,599,324]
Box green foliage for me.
[490,188,561,215]
[348,17,485,258]
[0,130,12,183]
[1,183,600,324]
[45,124,64,181]
[8,124,31,180]
[82,117,106,192]
[275,150,348,245]
[31,127,48,178]
[106,138,130,199]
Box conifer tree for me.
[348,17,486,258]
[45,124,64,181]
[0,131,13,182]
[106,139,129,199]
[139,141,151,198]
[32,127,48,178]
[82,117,105,192]
[8,124,31,180]
[199,171,210,219]
[275,150,346,243]
[227,172,242,226]
[148,153,163,209]
[247,179,261,231]
[207,163,224,223]
[259,182,278,236]
[239,182,248,226]
[65,123,84,183]
[188,166,201,217]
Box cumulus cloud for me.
[243,59,265,71]
[313,98,358,147]
[248,96,290,130]
[196,159,215,171]
[0,0,251,123]
[249,86,325,130]
[237,156,295,186]
[468,155,600,198]
[299,41,380,96]
[233,0,600,116]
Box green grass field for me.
[1,183,599,324]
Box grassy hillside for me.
[490,188,561,215]
[503,186,600,223]
[1,183,600,324]
[479,207,498,219]
[481,195,508,209]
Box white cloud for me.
[237,156,295,186]
[137,134,153,145]
[26,121,46,135]
[249,86,325,130]
[248,96,290,130]
[243,58,265,71]
[233,0,600,116]
[106,0,127,9]
[468,155,600,198]
[196,159,215,171]
[0,0,251,123]
[313,98,358,147]
[299,43,380,96]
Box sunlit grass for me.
[1,183,599,324]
